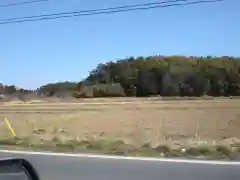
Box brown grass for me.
[0,99,239,149]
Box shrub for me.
[92,84,125,97]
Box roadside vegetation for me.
[0,136,239,160]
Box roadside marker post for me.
[4,118,16,137]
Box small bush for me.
[155,145,170,154]
[55,143,75,151]
[92,84,125,97]
[86,140,105,150]
[198,146,212,156]
[141,142,151,149]
[0,138,17,146]
[186,147,201,156]
[215,146,232,157]
[236,144,240,153]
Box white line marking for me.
[0,150,240,165]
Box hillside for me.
[1,56,240,99]
[80,56,240,97]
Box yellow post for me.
[4,118,16,137]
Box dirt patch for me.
[0,99,239,149]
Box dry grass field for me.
[0,98,240,149]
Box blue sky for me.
[0,0,239,89]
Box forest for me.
[2,56,240,98]
[77,56,240,97]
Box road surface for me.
[0,150,239,180]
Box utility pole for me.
[0,82,5,99]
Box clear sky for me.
[0,0,239,89]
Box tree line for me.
[78,56,240,97]
[1,56,240,99]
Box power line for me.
[0,0,189,22]
[0,0,52,8]
[0,0,225,22]
[0,0,225,25]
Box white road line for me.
[0,150,240,165]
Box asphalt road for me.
[0,151,239,180]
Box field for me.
[0,98,240,150]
